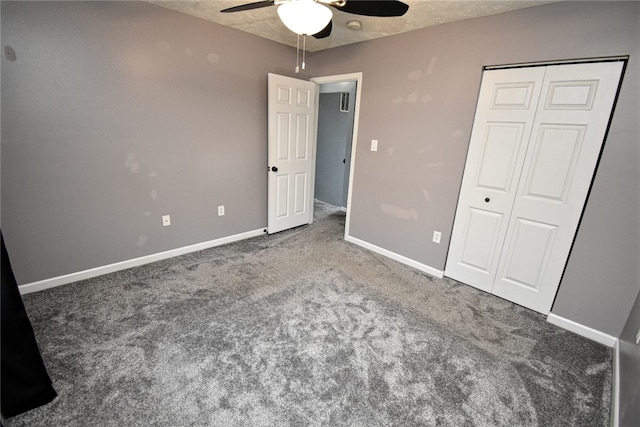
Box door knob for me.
[271,166,278,172]
[485,197,490,203]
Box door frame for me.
[310,72,363,238]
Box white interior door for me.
[446,61,624,314]
[267,73,317,234]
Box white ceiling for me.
[147,1,557,52]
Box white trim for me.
[485,56,628,70]
[19,228,266,295]
[311,72,363,241]
[345,235,444,279]
[308,76,320,226]
[547,313,617,347]
[612,339,620,427]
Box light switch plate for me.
[371,139,378,152]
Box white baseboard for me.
[19,228,266,295]
[547,313,617,347]
[546,314,619,426]
[612,339,620,427]
[344,235,444,279]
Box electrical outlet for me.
[433,231,441,244]
[635,327,640,345]
[371,139,378,152]
[218,205,225,216]
[162,215,171,226]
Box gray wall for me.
[1,1,297,283]
[619,290,640,426]
[315,87,355,208]
[312,1,640,337]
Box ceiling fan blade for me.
[312,20,333,39]
[220,1,275,13]
[336,0,409,17]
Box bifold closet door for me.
[446,61,624,314]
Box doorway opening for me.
[311,73,362,238]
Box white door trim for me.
[311,73,363,239]
[484,55,628,71]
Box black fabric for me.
[1,232,56,418]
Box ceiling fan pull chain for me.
[302,35,306,70]
[295,34,300,74]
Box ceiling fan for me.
[221,0,410,39]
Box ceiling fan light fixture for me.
[277,0,333,36]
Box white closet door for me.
[447,61,624,314]
[445,67,546,292]
[492,61,624,313]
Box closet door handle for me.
[485,197,490,203]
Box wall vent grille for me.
[340,92,350,112]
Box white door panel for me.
[499,217,558,290]
[268,73,316,234]
[476,123,527,192]
[294,173,307,214]
[295,115,310,158]
[453,208,505,291]
[522,124,586,202]
[276,175,290,218]
[276,113,291,161]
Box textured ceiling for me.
[147,1,557,52]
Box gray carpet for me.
[7,204,611,426]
